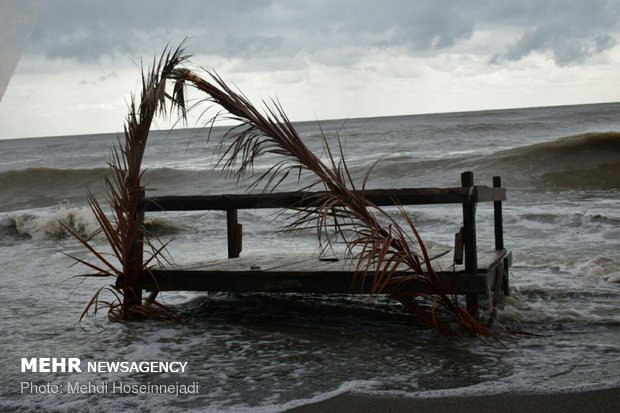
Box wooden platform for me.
[131,171,511,317]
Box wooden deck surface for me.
[139,250,510,296]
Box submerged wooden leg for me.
[503,265,510,297]
[487,263,506,325]
[466,294,479,318]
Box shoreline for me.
[285,388,620,413]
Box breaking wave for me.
[0,208,181,241]
[355,131,620,190]
[481,131,620,189]
[0,207,99,241]
[0,167,110,212]
[0,167,230,212]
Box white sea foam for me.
[6,207,99,240]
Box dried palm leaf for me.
[66,43,189,322]
[171,69,501,342]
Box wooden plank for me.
[475,186,506,203]
[140,186,506,212]
[138,269,488,295]
[493,176,505,250]
[454,227,464,265]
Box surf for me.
[480,131,620,189]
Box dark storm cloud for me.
[26,0,620,67]
[27,0,280,62]
[488,0,620,65]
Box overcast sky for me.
[1,0,619,139]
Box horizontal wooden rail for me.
[139,269,489,295]
[140,186,506,212]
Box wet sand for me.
[286,388,620,413]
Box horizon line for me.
[1,100,618,141]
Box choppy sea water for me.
[0,102,619,412]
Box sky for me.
[0,0,619,139]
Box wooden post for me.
[227,209,242,258]
[493,176,504,251]
[124,187,144,318]
[453,227,464,265]
[461,171,479,318]
[493,176,510,297]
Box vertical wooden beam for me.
[227,209,242,258]
[493,176,510,297]
[493,176,504,251]
[125,187,144,317]
[461,172,478,272]
[461,171,479,317]
[453,227,464,265]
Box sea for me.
[0,102,618,412]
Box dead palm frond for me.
[65,43,189,322]
[171,69,500,342]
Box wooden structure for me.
[134,171,511,317]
